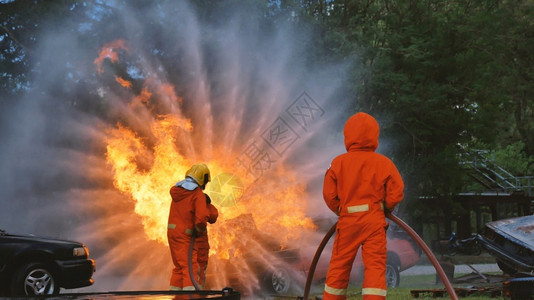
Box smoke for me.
[0,0,349,295]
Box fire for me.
[115,77,132,89]
[105,117,314,247]
[132,87,152,107]
[98,39,316,292]
[94,39,129,74]
[105,115,195,243]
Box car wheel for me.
[263,266,292,295]
[10,262,58,296]
[386,262,400,288]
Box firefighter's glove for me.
[195,224,207,234]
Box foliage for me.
[494,141,534,176]
[1,0,533,225]
[294,0,534,224]
[0,0,82,98]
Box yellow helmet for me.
[185,163,211,187]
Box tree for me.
[1,0,532,231]
[299,0,534,225]
[0,0,88,99]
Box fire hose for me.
[188,231,202,291]
[302,212,458,300]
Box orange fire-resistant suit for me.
[323,112,404,300]
[196,198,218,288]
[167,178,210,291]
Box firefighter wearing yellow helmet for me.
[185,163,211,189]
[167,163,212,290]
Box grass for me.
[294,273,506,300]
[259,253,507,300]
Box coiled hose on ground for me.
[302,212,458,300]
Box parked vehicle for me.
[446,232,483,256]
[280,217,422,293]
[0,228,95,296]
[209,214,421,296]
[477,215,534,276]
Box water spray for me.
[302,212,459,300]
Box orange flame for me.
[115,77,132,89]
[94,39,129,73]
[98,39,316,292]
[105,115,194,244]
[131,87,152,107]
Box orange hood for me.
[343,112,379,152]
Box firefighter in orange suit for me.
[167,163,211,291]
[323,112,404,300]
[196,193,218,288]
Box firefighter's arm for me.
[194,191,210,232]
[323,167,340,215]
[384,162,404,211]
[203,193,218,224]
[208,203,219,224]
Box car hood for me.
[485,215,534,251]
[1,231,83,247]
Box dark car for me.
[477,215,534,275]
[503,277,534,299]
[0,228,95,296]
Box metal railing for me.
[457,145,533,196]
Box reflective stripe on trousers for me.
[167,230,199,290]
[323,217,387,300]
[362,287,387,297]
[324,283,347,296]
[168,224,194,236]
[323,285,386,300]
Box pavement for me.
[401,263,501,276]
[2,290,241,300]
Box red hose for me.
[302,222,337,300]
[302,213,458,300]
[386,212,458,300]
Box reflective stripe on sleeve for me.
[183,286,195,291]
[347,204,369,213]
[169,286,181,291]
[324,284,347,296]
[362,287,387,296]
[168,224,176,229]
